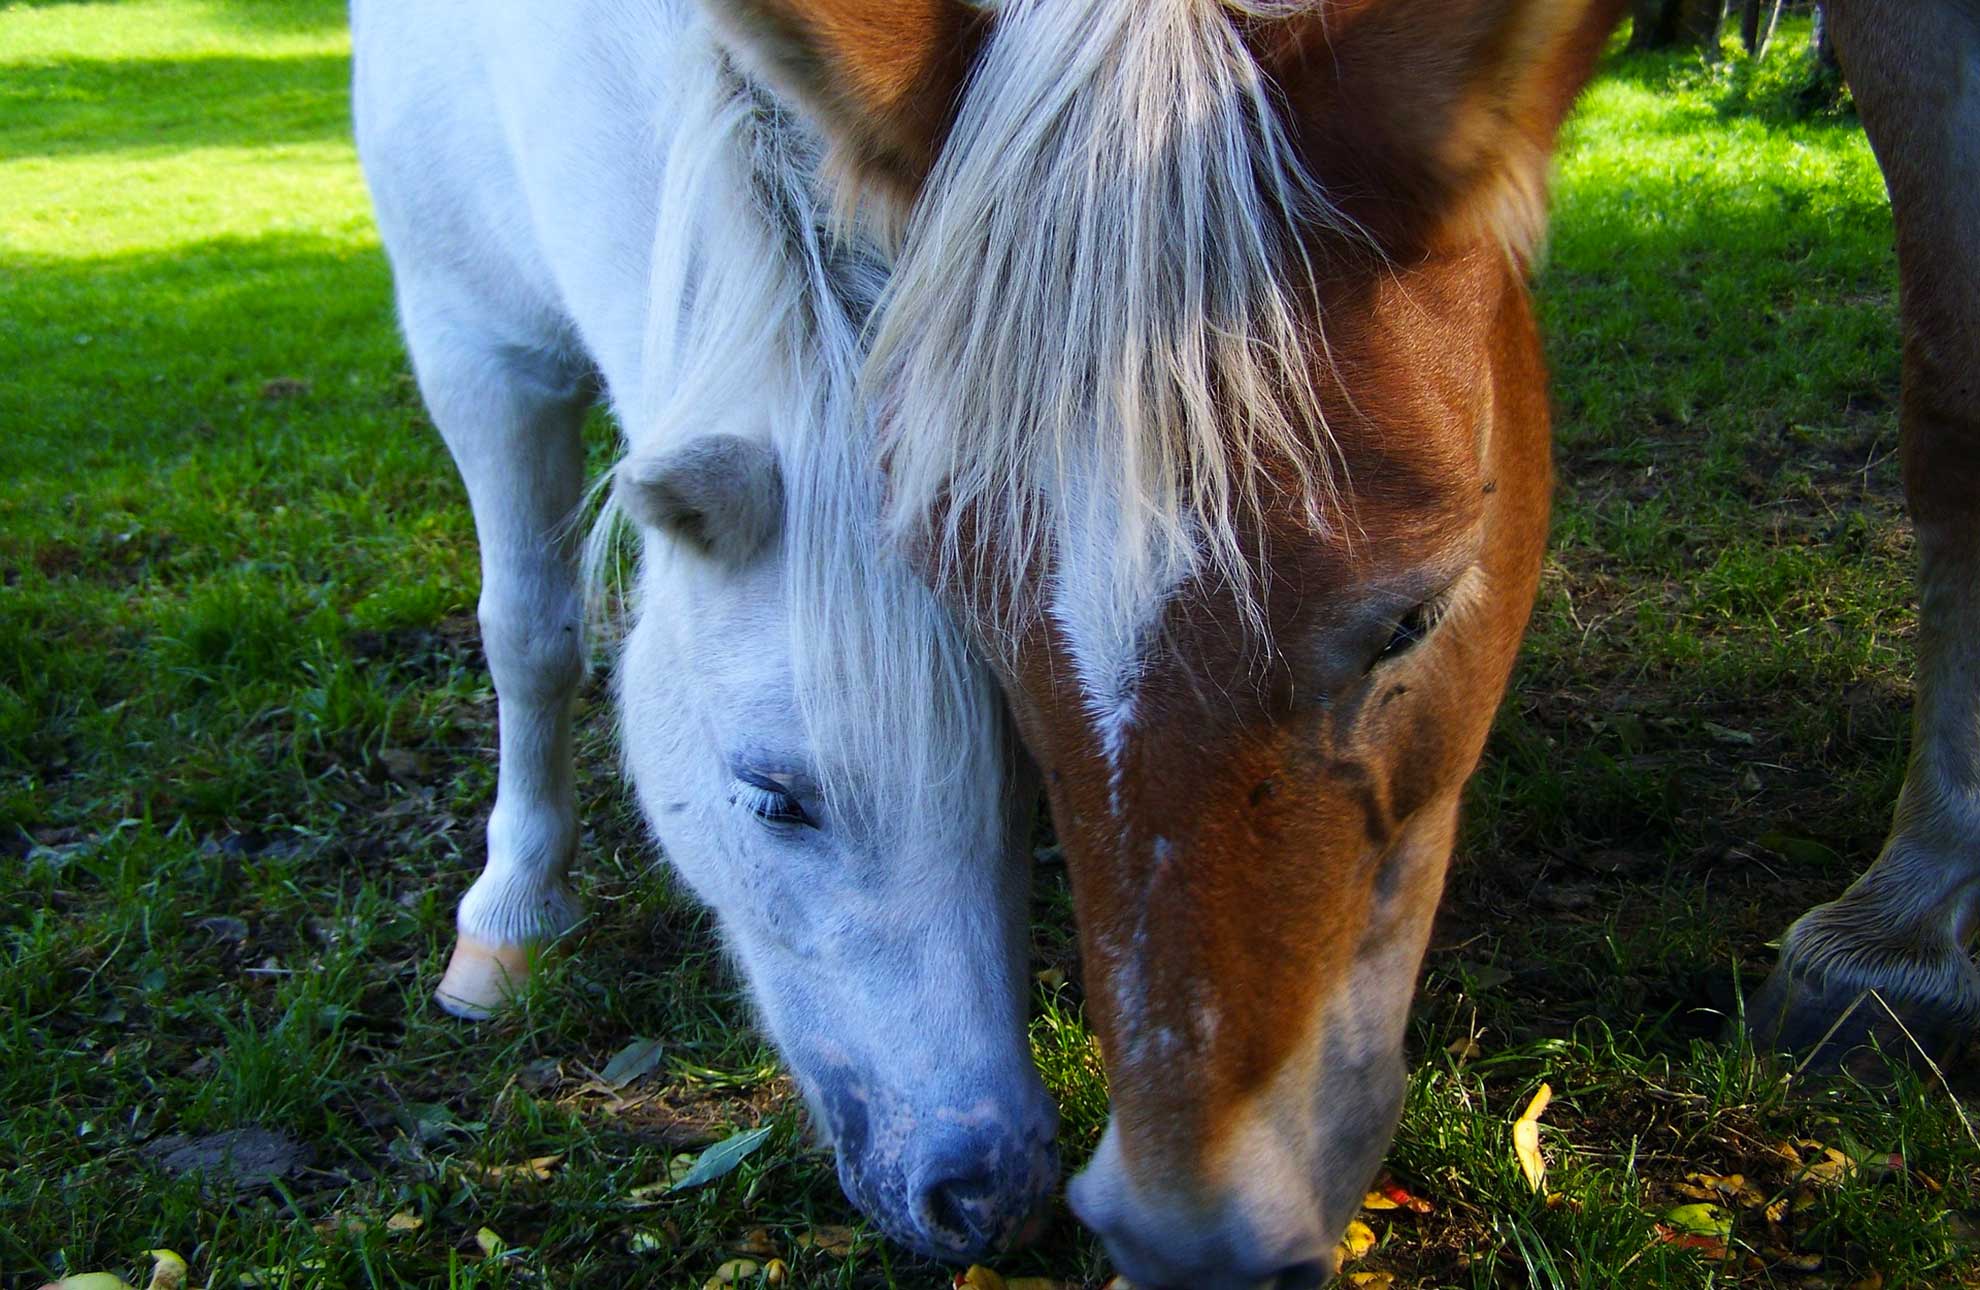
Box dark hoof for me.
[1743,964,1972,1077]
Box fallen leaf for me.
[730,1228,779,1259]
[142,1253,187,1290]
[599,1037,667,1087]
[627,1228,674,1255]
[763,1260,789,1287]
[1848,1274,1884,1290]
[954,1268,1005,1290]
[671,1125,773,1192]
[386,1211,423,1233]
[1336,1219,1377,1266]
[1654,1226,1729,1259]
[1346,1275,1394,1289]
[474,1228,506,1259]
[1371,1177,1433,1214]
[1446,1036,1482,1063]
[704,1259,759,1288]
[463,1153,563,1185]
[39,1275,137,1290]
[1800,1147,1856,1188]
[1664,1203,1733,1241]
[1766,1250,1823,1273]
[795,1226,858,1258]
[1006,1280,1070,1290]
[1512,1083,1553,1192]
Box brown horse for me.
[703,1,1979,1285]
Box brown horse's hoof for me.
[435,935,535,1020]
[1742,963,1972,1077]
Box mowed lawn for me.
[4,2,1977,1287]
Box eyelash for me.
[732,779,815,828]
[1374,597,1447,668]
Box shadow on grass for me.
[194,0,348,34]
[0,231,400,479]
[0,52,350,160]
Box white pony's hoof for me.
[435,935,534,1019]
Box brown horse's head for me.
[706,1,1623,1284]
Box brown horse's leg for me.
[1748,0,1980,1066]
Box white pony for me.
[350,0,1056,1261]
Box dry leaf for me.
[730,1229,779,1260]
[474,1228,505,1258]
[1336,1219,1377,1266]
[464,1153,562,1185]
[795,1226,858,1258]
[1512,1083,1553,1192]
[38,1276,136,1290]
[1371,1177,1433,1213]
[1848,1273,1884,1290]
[954,1268,1006,1290]
[1346,1275,1394,1289]
[628,1229,672,1255]
[1801,1147,1856,1188]
[1446,1036,1482,1063]
[1007,1280,1071,1290]
[385,1211,423,1233]
[703,1259,759,1288]
[763,1260,789,1287]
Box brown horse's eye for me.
[1373,602,1435,668]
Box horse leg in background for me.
[398,303,593,1019]
[1749,0,1980,1066]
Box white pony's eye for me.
[732,773,816,829]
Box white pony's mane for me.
[588,23,1005,823]
[871,0,1351,645]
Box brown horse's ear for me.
[700,0,991,210]
[1249,0,1627,264]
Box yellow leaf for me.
[464,1153,562,1184]
[474,1228,504,1258]
[1007,1280,1069,1290]
[954,1268,1006,1290]
[385,1211,423,1233]
[704,1259,759,1287]
[763,1260,789,1287]
[1664,1203,1733,1240]
[138,1252,187,1290]
[1801,1148,1856,1188]
[1347,1274,1395,1289]
[1847,1274,1884,1290]
[38,1275,137,1290]
[1512,1082,1553,1192]
[1336,1218,1377,1266]
[795,1226,858,1257]
[1361,1191,1399,1211]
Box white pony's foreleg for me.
[401,311,592,1019]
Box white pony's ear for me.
[617,435,784,566]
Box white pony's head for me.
[612,433,1055,1261]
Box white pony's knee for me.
[477,577,585,701]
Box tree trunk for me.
[1629,0,1682,49]
[1683,0,1729,60]
[1740,0,1785,57]
[1811,2,1842,74]
[1632,0,1732,56]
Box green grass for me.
[4,5,1976,1287]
